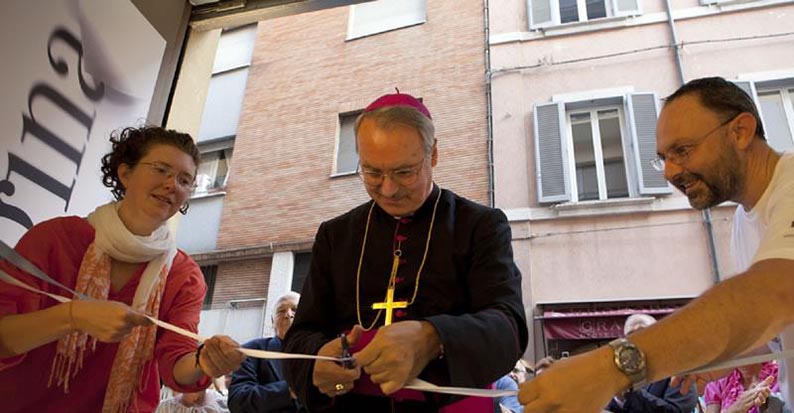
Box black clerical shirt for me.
[283,185,528,412]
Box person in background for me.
[605,314,697,413]
[704,362,779,413]
[0,126,245,413]
[229,292,304,413]
[495,359,530,413]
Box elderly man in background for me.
[229,292,303,413]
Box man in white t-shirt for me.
[518,77,794,412]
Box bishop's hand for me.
[354,320,441,395]
[313,325,363,397]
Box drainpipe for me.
[484,0,495,208]
[664,0,722,283]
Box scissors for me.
[340,333,354,369]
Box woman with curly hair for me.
[0,126,245,413]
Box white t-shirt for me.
[730,152,794,409]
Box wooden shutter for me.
[533,102,571,203]
[627,93,671,195]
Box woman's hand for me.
[197,335,246,378]
[70,299,151,342]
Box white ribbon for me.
[10,240,788,400]
[0,250,513,396]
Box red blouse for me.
[0,216,211,413]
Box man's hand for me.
[520,347,629,413]
[313,325,363,397]
[198,335,246,378]
[353,320,441,395]
[670,367,733,395]
[71,300,151,342]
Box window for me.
[569,108,629,201]
[334,111,361,175]
[200,265,218,310]
[734,78,794,152]
[196,141,233,193]
[529,0,641,29]
[348,0,426,40]
[533,93,670,204]
[198,25,256,142]
[757,88,794,152]
[291,252,312,293]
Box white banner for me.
[0,0,166,245]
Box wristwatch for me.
[608,338,648,390]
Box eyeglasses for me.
[357,158,427,187]
[651,114,739,172]
[139,161,197,191]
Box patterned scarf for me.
[48,201,177,413]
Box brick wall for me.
[210,258,271,309]
[217,0,490,250]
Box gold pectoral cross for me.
[371,253,408,326]
[371,286,408,326]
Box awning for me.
[537,307,678,340]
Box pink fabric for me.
[364,92,432,119]
[704,362,779,413]
[348,328,493,413]
[0,217,210,413]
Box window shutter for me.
[627,93,671,195]
[533,102,570,203]
[612,0,642,16]
[528,0,555,29]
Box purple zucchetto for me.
[363,91,432,119]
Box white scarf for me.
[86,201,177,310]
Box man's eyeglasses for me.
[650,113,739,172]
[139,161,197,191]
[357,158,426,187]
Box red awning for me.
[538,307,678,340]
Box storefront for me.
[535,298,693,359]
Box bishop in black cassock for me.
[283,92,528,413]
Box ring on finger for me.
[335,383,345,393]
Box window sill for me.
[345,21,426,42]
[553,196,655,211]
[545,15,633,33]
[330,170,357,179]
[504,196,738,222]
[490,0,794,45]
[191,189,227,200]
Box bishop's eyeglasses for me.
[357,157,427,187]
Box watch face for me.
[617,346,645,374]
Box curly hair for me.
[100,126,200,200]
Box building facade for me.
[489,0,794,359]
[172,0,794,359]
[174,0,493,342]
